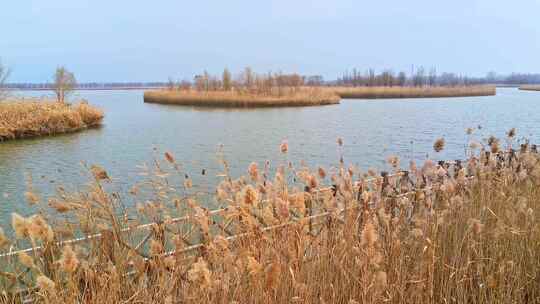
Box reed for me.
[0,134,539,304]
[331,85,496,99]
[144,88,340,107]
[519,85,540,91]
[0,99,104,141]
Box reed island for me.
[144,69,340,107]
[0,99,104,141]
[0,66,104,142]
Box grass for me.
[331,85,496,99]
[0,100,104,141]
[519,85,540,91]
[0,133,539,303]
[144,88,340,107]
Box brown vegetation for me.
[153,68,338,107]
[0,100,104,141]
[331,85,496,99]
[0,132,539,303]
[519,85,540,91]
[144,89,340,107]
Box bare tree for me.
[397,71,407,87]
[413,66,426,87]
[0,58,10,101]
[242,67,254,89]
[222,68,232,91]
[179,80,192,91]
[367,69,376,87]
[53,66,77,103]
[428,67,437,86]
[167,77,176,91]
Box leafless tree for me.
[381,70,395,86]
[53,66,77,103]
[428,67,437,86]
[367,69,376,86]
[306,75,324,86]
[167,77,177,90]
[0,58,10,101]
[242,67,254,89]
[222,68,232,91]
[397,71,407,87]
[413,66,426,87]
[179,80,192,91]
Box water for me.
[1,88,539,225]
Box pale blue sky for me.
[1,0,539,82]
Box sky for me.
[1,0,540,82]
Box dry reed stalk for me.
[0,136,539,303]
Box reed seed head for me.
[0,228,9,248]
[36,275,56,293]
[12,212,29,239]
[248,162,259,181]
[318,166,327,179]
[164,151,175,163]
[360,220,378,248]
[59,245,79,273]
[433,138,445,152]
[18,252,35,269]
[188,258,212,287]
[280,140,288,153]
[507,128,516,138]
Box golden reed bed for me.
[0,100,104,141]
[331,85,496,99]
[144,89,341,107]
[519,85,540,91]
[1,133,539,303]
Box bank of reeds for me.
[331,85,496,99]
[519,85,540,91]
[0,100,104,141]
[144,88,340,107]
[1,133,539,303]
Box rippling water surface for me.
[1,88,539,224]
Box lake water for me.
[1,88,539,225]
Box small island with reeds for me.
[0,99,104,141]
[145,69,340,107]
[0,66,104,142]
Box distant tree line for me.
[4,82,169,90]
[3,59,540,95]
[336,67,540,87]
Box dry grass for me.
[144,88,340,107]
[331,85,496,99]
[1,135,540,303]
[519,85,540,91]
[0,100,104,141]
